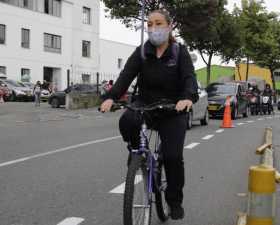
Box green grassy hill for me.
[195,65,235,87]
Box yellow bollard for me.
[247,165,276,225]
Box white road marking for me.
[258,118,264,121]
[237,123,244,126]
[267,116,273,119]
[57,217,84,225]
[246,120,254,123]
[216,129,224,133]
[202,135,214,140]
[110,175,143,194]
[0,136,122,168]
[184,142,200,149]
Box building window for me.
[274,71,280,77]
[274,71,280,81]
[20,0,33,9]
[0,0,33,9]
[21,68,31,82]
[0,24,5,44]
[44,0,61,17]
[82,74,91,84]
[44,33,61,53]
[21,28,30,48]
[118,58,123,69]
[82,41,91,57]
[0,66,6,75]
[83,7,91,24]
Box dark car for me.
[48,84,98,108]
[206,82,249,120]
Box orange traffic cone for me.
[221,96,234,128]
[0,90,4,103]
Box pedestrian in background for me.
[33,81,42,107]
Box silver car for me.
[187,81,209,129]
[0,79,33,101]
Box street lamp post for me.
[140,0,146,60]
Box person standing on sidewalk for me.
[33,81,42,107]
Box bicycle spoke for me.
[132,168,150,225]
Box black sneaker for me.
[169,205,184,220]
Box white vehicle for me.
[186,81,209,129]
[41,89,51,102]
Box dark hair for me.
[149,10,172,25]
[148,9,176,42]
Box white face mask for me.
[148,27,170,46]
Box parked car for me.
[21,82,34,90]
[277,98,280,110]
[19,81,35,101]
[48,84,98,108]
[0,82,11,101]
[41,89,51,102]
[0,79,33,101]
[206,82,249,120]
[186,81,209,129]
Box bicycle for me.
[110,101,178,225]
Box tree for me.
[102,0,220,30]
[237,0,276,81]
[252,18,280,91]
[220,6,245,81]
[178,1,229,85]
[102,0,160,28]
[102,0,226,85]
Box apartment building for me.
[0,0,100,90]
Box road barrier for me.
[237,127,279,225]
[247,165,276,225]
[221,96,234,128]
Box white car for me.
[41,89,51,102]
[186,81,209,129]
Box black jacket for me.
[263,88,273,97]
[104,41,199,104]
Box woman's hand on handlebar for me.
[176,99,193,112]
[100,99,114,112]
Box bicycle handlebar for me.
[99,100,190,113]
[117,102,177,112]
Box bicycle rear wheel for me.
[123,154,151,225]
[155,162,169,222]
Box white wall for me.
[99,39,136,81]
[0,0,99,90]
[70,0,99,84]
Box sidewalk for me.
[0,102,101,124]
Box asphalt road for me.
[0,102,280,225]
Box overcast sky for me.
[100,0,280,69]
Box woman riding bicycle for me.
[100,9,198,220]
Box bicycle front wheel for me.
[123,154,151,225]
[155,162,169,222]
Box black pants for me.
[119,107,187,206]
